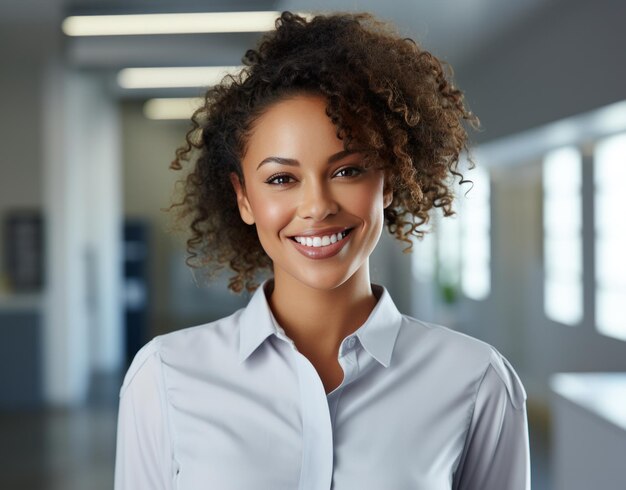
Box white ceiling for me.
[1,0,554,97]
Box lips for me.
[289,228,354,260]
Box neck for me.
[267,265,379,361]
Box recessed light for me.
[117,66,244,89]
[143,98,204,120]
[62,11,312,36]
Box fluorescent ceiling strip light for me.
[144,98,204,120]
[62,11,312,36]
[118,66,243,89]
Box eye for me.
[334,166,364,178]
[265,173,295,186]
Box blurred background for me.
[1,0,625,488]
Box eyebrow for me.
[256,149,361,170]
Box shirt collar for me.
[238,278,403,367]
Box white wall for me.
[42,63,124,405]
[79,75,124,373]
[42,59,91,405]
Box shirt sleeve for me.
[452,348,531,490]
[114,338,176,490]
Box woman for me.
[115,11,530,490]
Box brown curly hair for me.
[167,10,479,293]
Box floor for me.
[0,372,121,490]
[0,373,553,489]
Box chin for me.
[286,263,361,292]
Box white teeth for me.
[294,230,350,247]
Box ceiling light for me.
[62,11,312,36]
[143,98,204,120]
[117,66,243,89]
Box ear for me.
[383,185,393,209]
[229,172,255,225]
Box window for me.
[543,147,583,325]
[460,166,491,300]
[412,167,491,303]
[436,206,461,303]
[410,205,461,304]
[594,133,626,341]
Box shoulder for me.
[399,313,494,362]
[119,336,163,398]
[399,314,527,410]
[119,308,244,397]
[480,346,528,410]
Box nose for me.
[297,179,339,221]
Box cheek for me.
[250,192,293,235]
[343,178,386,224]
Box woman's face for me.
[230,93,392,291]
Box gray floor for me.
[0,372,121,490]
[0,373,552,489]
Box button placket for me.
[293,350,334,490]
[340,340,358,380]
[328,345,357,427]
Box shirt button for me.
[347,337,356,348]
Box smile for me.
[288,228,354,259]
[292,229,351,248]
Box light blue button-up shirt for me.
[115,279,530,489]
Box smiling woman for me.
[229,94,392,293]
[114,10,531,490]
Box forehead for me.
[242,94,345,164]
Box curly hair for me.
[167,10,479,293]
